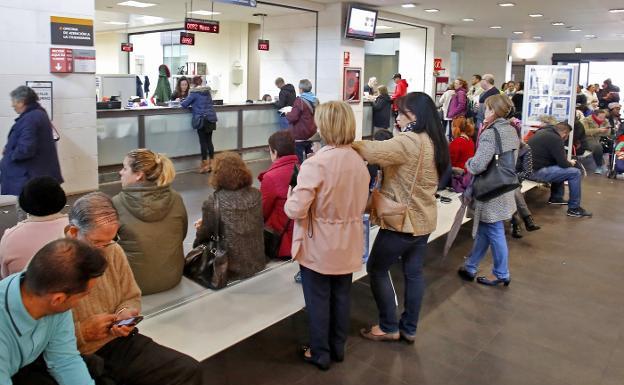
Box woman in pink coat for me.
[284,101,369,371]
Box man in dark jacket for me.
[1,86,63,219]
[275,77,297,130]
[528,123,592,218]
[476,74,499,129]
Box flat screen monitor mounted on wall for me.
[345,5,378,41]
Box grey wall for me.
[452,35,510,85]
[364,54,399,91]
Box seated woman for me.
[194,152,267,280]
[112,149,188,295]
[0,176,68,278]
[449,117,475,173]
[582,109,611,174]
[258,131,299,260]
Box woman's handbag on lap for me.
[184,194,228,289]
[472,126,520,201]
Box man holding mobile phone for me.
[65,193,199,385]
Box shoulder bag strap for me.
[408,133,426,195]
[491,126,504,156]
[212,192,221,243]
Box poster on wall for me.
[343,67,361,103]
[50,16,94,46]
[523,64,578,158]
[26,81,53,119]
[73,49,96,73]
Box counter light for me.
[188,10,221,16]
[117,1,156,7]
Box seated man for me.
[65,192,199,385]
[2,238,107,385]
[528,122,592,218]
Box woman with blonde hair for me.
[194,151,266,281]
[458,94,519,287]
[112,148,188,294]
[285,101,369,370]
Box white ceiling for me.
[313,0,624,42]
[95,0,306,32]
[95,0,624,42]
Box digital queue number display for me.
[257,39,270,51]
[185,18,220,34]
[180,32,195,46]
[121,43,133,52]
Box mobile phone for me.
[112,315,143,327]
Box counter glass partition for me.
[242,108,280,148]
[97,117,139,166]
[144,111,238,158]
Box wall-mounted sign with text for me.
[50,48,73,73]
[50,16,93,46]
[73,49,96,73]
[185,18,220,34]
[258,39,269,51]
[26,81,53,120]
[180,32,195,46]
[121,43,133,52]
[215,0,257,7]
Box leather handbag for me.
[184,193,228,289]
[472,126,520,201]
[264,219,291,259]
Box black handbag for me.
[263,219,291,259]
[184,193,228,289]
[472,126,520,201]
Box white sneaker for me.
[594,167,604,175]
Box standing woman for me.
[457,94,519,286]
[352,92,449,343]
[0,86,63,220]
[372,85,392,133]
[284,101,369,370]
[181,76,218,174]
[447,78,469,139]
[171,76,190,100]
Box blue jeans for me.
[532,165,582,209]
[367,229,429,336]
[278,114,289,130]
[464,221,510,279]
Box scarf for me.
[402,121,418,132]
[300,92,317,105]
[592,114,606,126]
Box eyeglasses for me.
[86,234,120,249]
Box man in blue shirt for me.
[0,238,107,384]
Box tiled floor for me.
[1,165,622,385]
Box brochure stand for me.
[522,65,579,159]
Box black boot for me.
[511,218,523,239]
[523,215,541,232]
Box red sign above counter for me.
[180,32,195,45]
[185,18,220,34]
[121,43,133,52]
[50,48,73,73]
[258,39,269,51]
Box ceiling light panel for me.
[490,25,502,29]
[424,9,439,13]
[552,22,565,26]
[401,3,417,8]
[498,2,515,7]
[462,18,475,22]
[529,13,543,18]
[188,10,221,16]
[117,1,156,7]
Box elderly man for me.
[476,74,499,129]
[65,192,199,385]
[1,239,107,385]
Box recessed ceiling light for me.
[117,1,156,7]
[498,2,515,6]
[585,34,597,38]
[136,15,165,24]
[569,28,582,32]
[609,9,624,13]
[513,31,524,34]
[529,13,543,18]
[533,36,542,39]
[490,25,503,29]
[103,21,129,25]
[401,3,417,8]
[462,18,475,22]
[424,8,439,13]
[188,10,221,16]
[376,25,393,30]
[552,22,565,26]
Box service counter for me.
[97,102,374,167]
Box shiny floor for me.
[1,166,622,385]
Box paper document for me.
[279,106,293,114]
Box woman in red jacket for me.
[449,116,475,172]
[258,131,299,259]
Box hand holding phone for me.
[112,315,144,328]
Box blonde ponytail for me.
[126,149,176,187]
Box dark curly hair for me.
[209,152,252,191]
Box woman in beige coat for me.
[284,101,369,371]
[353,92,449,343]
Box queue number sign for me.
[121,43,133,52]
[258,39,269,51]
[185,18,220,34]
[180,32,195,46]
